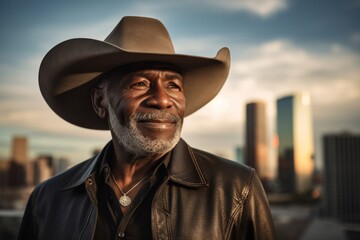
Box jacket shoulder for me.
[189,147,257,197]
[191,147,255,181]
[20,156,99,239]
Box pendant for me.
[119,195,132,207]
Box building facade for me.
[323,133,360,223]
[11,137,28,164]
[277,93,314,194]
[33,155,54,185]
[245,101,269,181]
[8,136,32,187]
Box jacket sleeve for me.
[18,188,39,240]
[235,172,276,240]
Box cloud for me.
[206,0,288,17]
[32,17,119,51]
[127,0,288,18]
[174,35,228,56]
[350,32,360,44]
[0,98,109,140]
[231,40,360,107]
[0,60,109,142]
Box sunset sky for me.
[1,0,359,173]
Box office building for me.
[8,136,32,187]
[34,155,54,184]
[0,160,9,188]
[11,136,28,164]
[323,133,360,223]
[277,93,314,194]
[245,101,269,181]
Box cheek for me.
[115,98,141,124]
[175,94,186,117]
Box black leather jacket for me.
[19,139,275,239]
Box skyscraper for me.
[323,133,360,223]
[277,93,314,194]
[245,101,268,181]
[34,155,54,184]
[8,136,32,187]
[12,136,28,164]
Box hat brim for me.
[39,38,230,130]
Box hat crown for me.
[105,16,175,54]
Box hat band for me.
[95,61,183,87]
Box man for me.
[19,16,275,239]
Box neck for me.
[110,139,167,188]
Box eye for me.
[167,81,183,91]
[130,80,150,90]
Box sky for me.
[1,0,360,173]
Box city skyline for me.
[0,135,71,190]
[1,0,360,169]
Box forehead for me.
[123,69,182,80]
[115,62,180,75]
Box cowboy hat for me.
[39,16,230,130]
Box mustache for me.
[132,111,181,123]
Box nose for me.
[145,84,174,109]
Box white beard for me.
[107,104,182,158]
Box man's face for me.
[103,67,186,157]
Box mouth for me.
[137,119,176,129]
[133,111,181,130]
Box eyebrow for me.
[163,72,183,81]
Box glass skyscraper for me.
[277,93,314,194]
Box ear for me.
[91,88,107,119]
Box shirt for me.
[90,144,170,240]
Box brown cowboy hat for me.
[39,16,230,130]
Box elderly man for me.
[18,16,275,239]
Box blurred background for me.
[1,0,359,239]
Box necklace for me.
[110,172,149,207]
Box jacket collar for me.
[167,139,208,188]
[61,139,208,190]
[60,141,112,190]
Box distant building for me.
[7,161,27,187]
[0,160,9,188]
[54,157,71,175]
[235,146,245,165]
[12,136,28,164]
[276,93,314,194]
[245,101,269,181]
[34,155,54,184]
[323,133,360,223]
[8,136,33,187]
